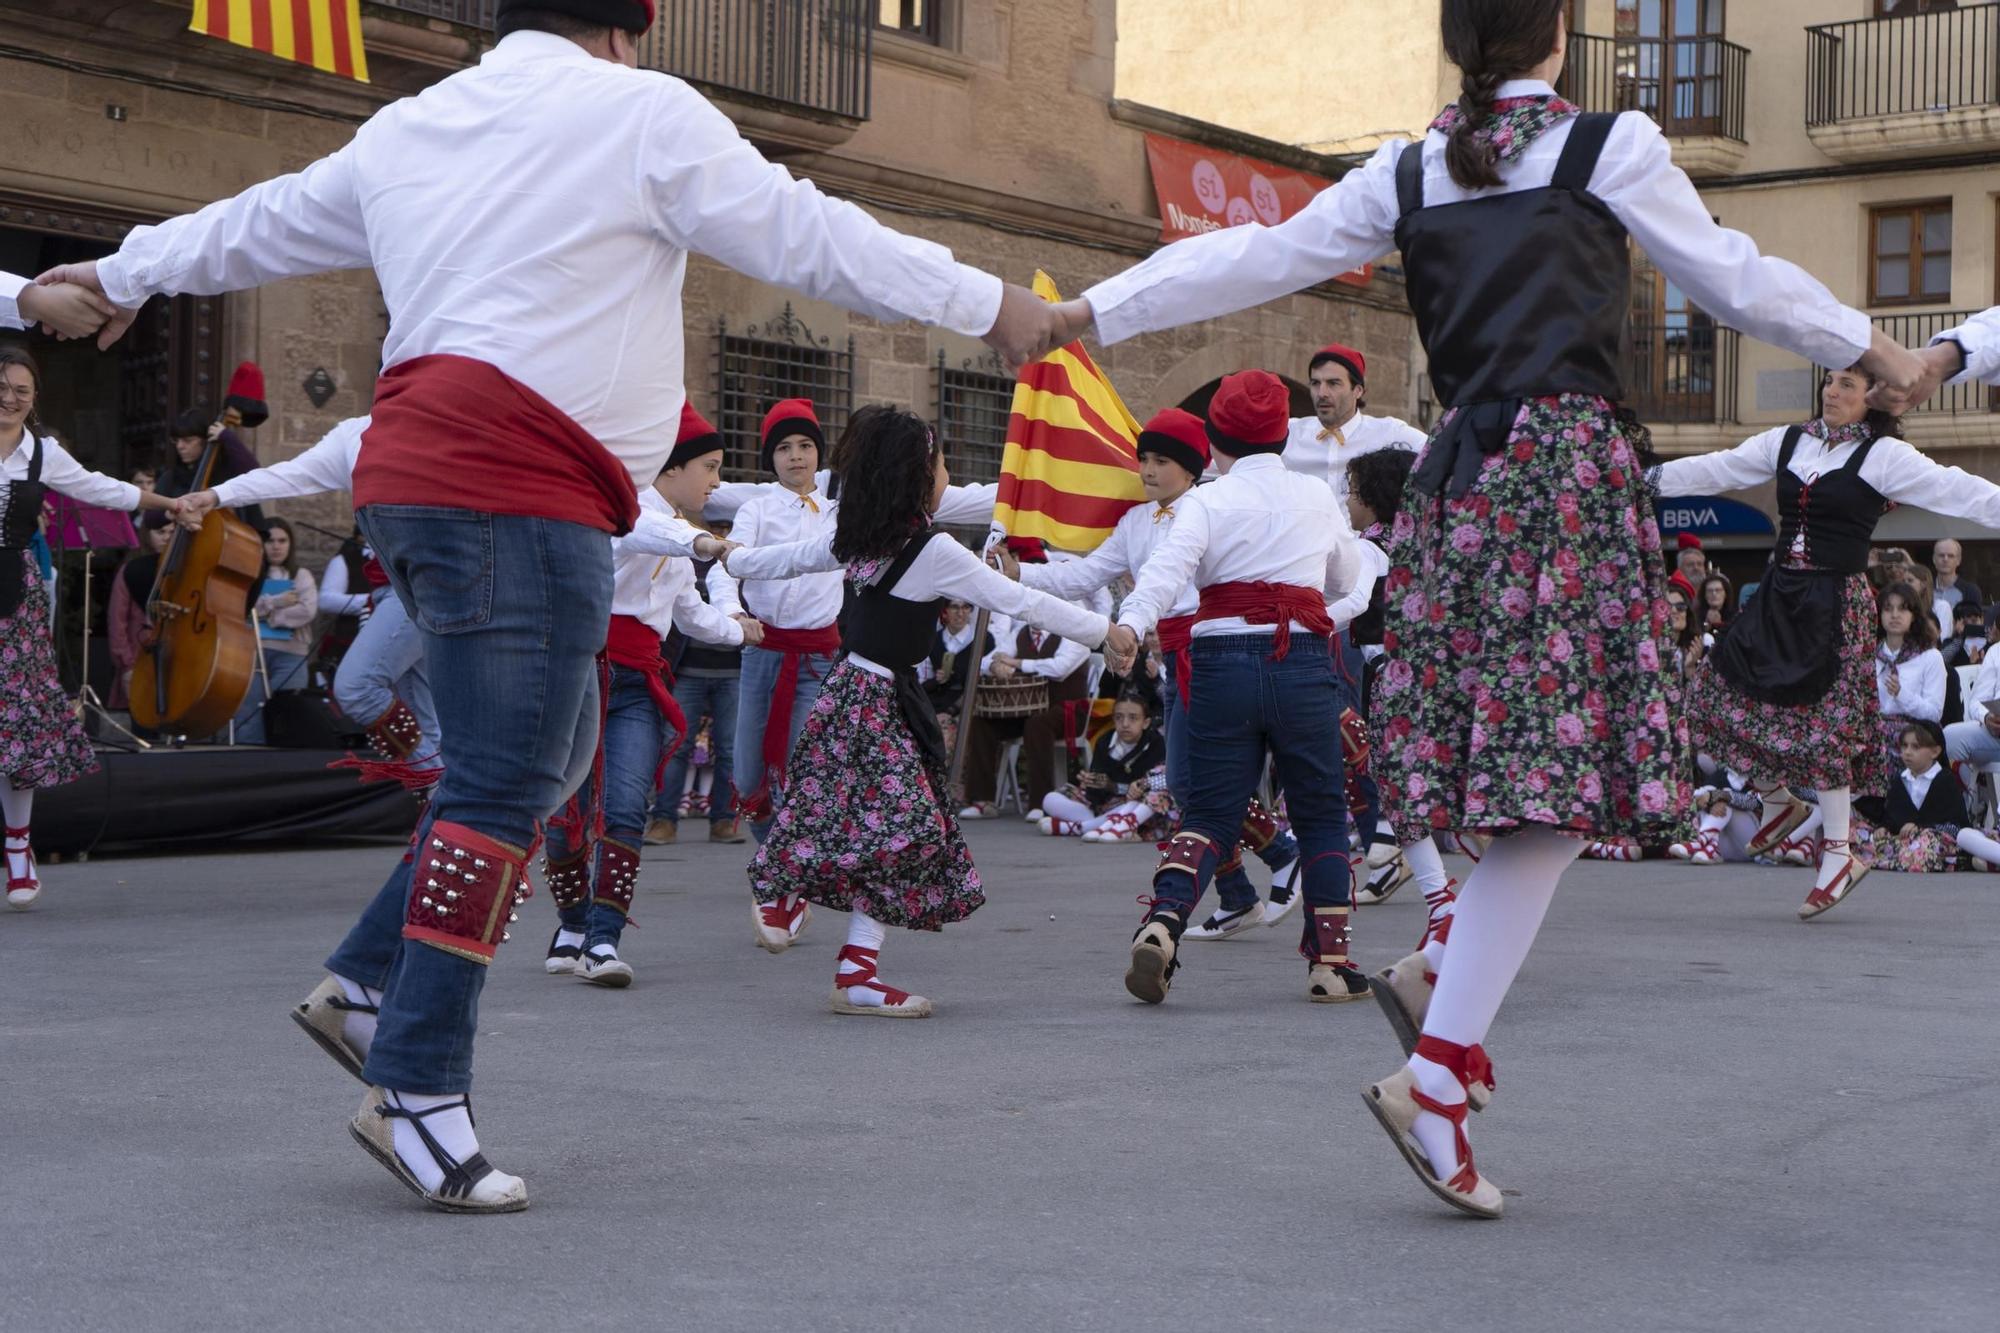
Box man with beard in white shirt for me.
[1282,343,1426,506]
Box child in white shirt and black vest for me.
[1859,720,2000,873]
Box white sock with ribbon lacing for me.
[1814,788,1853,892]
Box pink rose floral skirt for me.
[2,551,99,791]
[1375,395,1692,842]
[749,659,984,930]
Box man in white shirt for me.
[44,0,1066,1214]
[1945,648,2000,797]
[1282,343,1427,505]
[1104,370,1368,1007]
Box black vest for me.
[0,434,47,618]
[841,527,955,768]
[1394,112,1631,496]
[1772,425,1887,576]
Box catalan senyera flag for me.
[189,0,371,83]
[991,271,1147,552]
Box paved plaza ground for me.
[2,821,1995,1331]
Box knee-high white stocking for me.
[1814,787,1853,891]
[1957,827,2000,866]
[3,787,31,884]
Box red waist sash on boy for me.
[1156,612,1197,707]
[357,354,640,535]
[1196,581,1334,661]
[552,614,691,847]
[740,620,843,818]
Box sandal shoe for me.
[1747,789,1811,858]
[1124,916,1181,1004]
[751,894,812,953]
[1369,956,1493,1112]
[1798,841,1869,921]
[1183,903,1262,941]
[1307,962,1371,1003]
[1355,855,1411,905]
[1087,812,1142,843]
[544,929,584,976]
[1689,831,1721,866]
[828,946,932,1018]
[1360,1068,1503,1220]
[5,826,38,910]
[1364,838,1402,870]
[348,1086,527,1214]
[578,946,634,989]
[290,976,374,1083]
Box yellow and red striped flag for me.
[991,272,1148,553]
[189,0,370,83]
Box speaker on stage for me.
[262,689,361,750]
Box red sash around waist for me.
[1157,613,1196,708]
[357,354,640,536]
[1196,580,1333,661]
[551,613,690,848]
[739,620,843,820]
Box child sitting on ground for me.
[1858,719,2000,872]
[1037,691,1168,843]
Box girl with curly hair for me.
[721,405,1107,1017]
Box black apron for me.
[0,434,48,619]
[840,527,952,769]
[1708,427,1884,707]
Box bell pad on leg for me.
[1238,800,1281,854]
[1300,904,1353,966]
[405,821,531,965]
[543,848,594,915]
[595,839,642,917]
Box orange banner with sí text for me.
[992,272,1148,553]
[189,0,370,83]
[1143,132,1369,287]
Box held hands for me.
[989,654,1019,680]
[989,544,1021,581]
[1858,326,1925,413]
[1888,341,1967,415]
[694,534,739,562]
[172,491,219,529]
[980,286,1097,372]
[15,281,120,343]
[1103,624,1139,675]
[733,614,765,646]
[32,261,138,351]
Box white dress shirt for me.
[707,471,996,528]
[1963,652,2000,721]
[1020,491,1200,619]
[984,618,1091,682]
[1877,645,1946,722]
[93,31,1002,491]
[1,431,141,512]
[0,271,30,330]
[709,485,841,628]
[211,416,368,508]
[1900,762,1942,813]
[611,539,743,646]
[1116,453,1366,639]
[318,554,373,619]
[1327,537,1391,639]
[1282,413,1426,504]
[1936,307,2000,385]
[723,532,1109,678]
[917,620,982,685]
[1084,80,1870,375]
[1654,427,2000,547]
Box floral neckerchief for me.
[1802,416,1873,450]
[1429,94,1581,164]
[1876,639,1920,695]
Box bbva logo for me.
[1659,507,1718,529]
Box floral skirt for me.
[1683,575,1880,796]
[2,552,98,791]
[1375,396,1692,841]
[748,660,984,931]
[1857,818,1963,873]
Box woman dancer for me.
[721,406,1107,1016]
[1,347,172,907]
[1655,367,2000,919]
[1047,0,1918,1216]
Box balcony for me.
[1558,33,1749,177]
[1625,324,1740,426]
[1816,309,1997,418]
[1806,7,2000,164]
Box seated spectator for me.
[153,409,264,527]
[920,597,990,731]
[1877,580,1946,778]
[1697,570,1735,632]
[231,518,318,744]
[107,511,174,712]
[1035,692,1169,843]
[1859,721,2000,873]
[1942,600,1986,669]
[958,585,1100,821]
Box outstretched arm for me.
[1649,428,1785,498]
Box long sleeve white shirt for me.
[1935,307,2000,385]
[710,485,842,628]
[1899,762,1943,813]
[318,554,372,618]
[1282,413,1426,504]
[2,432,141,512]
[1878,645,1945,722]
[983,613,1094,682]
[0,271,30,330]
[1327,537,1390,636]
[1020,492,1200,620]
[211,416,368,508]
[1963,652,2000,720]
[706,471,996,528]
[724,531,1109,676]
[93,31,1003,492]
[1654,427,2000,546]
[1084,80,1871,375]
[1116,453,1365,640]
[611,541,744,646]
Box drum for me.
[974,675,1049,719]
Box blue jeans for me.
[231,648,311,743]
[654,671,739,826]
[325,507,611,1095]
[546,663,670,948]
[1152,634,1350,919]
[732,643,833,842]
[1161,645,1302,914]
[334,587,441,765]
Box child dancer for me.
[1054,0,1923,1216]
[1,347,172,907]
[1102,370,1369,1006]
[542,403,750,986]
[721,406,1108,1016]
[1655,368,2000,920]
[1005,407,1304,936]
[1038,691,1167,842]
[1860,721,2000,873]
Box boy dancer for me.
[1104,371,1369,1004]
[543,403,752,985]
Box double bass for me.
[130,423,262,734]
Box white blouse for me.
[1083,80,1870,375]
[1021,492,1200,619]
[1877,645,1945,722]
[0,270,30,329]
[1,432,142,512]
[708,486,843,630]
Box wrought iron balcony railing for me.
[1806,5,2000,128]
[368,0,495,26]
[1558,32,1749,142]
[1816,309,1996,417]
[1625,323,1740,426]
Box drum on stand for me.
[973,676,1049,719]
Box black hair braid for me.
[1446,66,1506,190]
[1438,0,1569,190]
[830,404,941,565]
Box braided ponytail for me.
[1439,0,1569,191]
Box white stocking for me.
[1814,787,1853,891]
[1408,828,1582,1176]
[1957,827,2000,865]
[1404,836,1450,895]
[1793,806,1825,843]
[3,787,30,882]
[383,1090,481,1193]
[1696,809,1730,835]
[837,911,896,1008]
[1041,791,1096,826]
